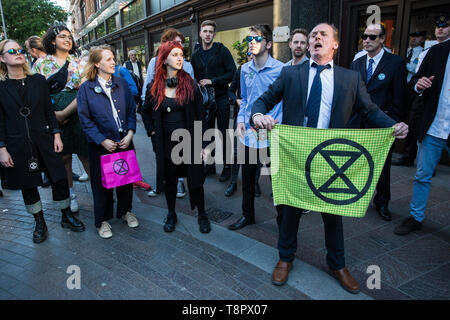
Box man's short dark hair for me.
[290,28,309,41]
[249,24,273,43]
[201,20,217,32]
[42,24,77,55]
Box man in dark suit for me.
[124,50,143,104]
[394,39,450,235]
[351,24,407,221]
[251,23,408,294]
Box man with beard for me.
[285,28,309,66]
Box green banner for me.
[269,125,395,217]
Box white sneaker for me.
[70,194,79,212]
[122,212,139,228]
[98,221,112,238]
[78,172,89,182]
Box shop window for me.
[161,0,174,11]
[121,0,145,27]
[88,30,95,42]
[106,14,118,34]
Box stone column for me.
[273,0,291,62]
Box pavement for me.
[0,117,449,300]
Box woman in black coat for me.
[0,39,85,243]
[141,41,210,233]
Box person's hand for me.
[118,132,133,149]
[201,148,211,162]
[416,76,434,91]
[54,111,68,125]
[54,133,63,153]
[392,122,409,139]
[236,122,246,138]
[101,139,118,153]
[0,148,14,168]
[199,79,212,87]
[253,114,278,130]
[236,99,242,107]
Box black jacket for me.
[251,62,396,129]
[228,65,242,117]
[191,42,236,97]
[351,51,407,124]
[410,40,450,146]
[0,74,66,189]
[141,80,207,210]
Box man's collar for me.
[309,58,334,69]
[249,54,276,71]
[367,48,384,63]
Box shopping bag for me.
[100,150,142,189]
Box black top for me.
[161,97,185,123]
[6,78,28,105]
[199,47,213,66]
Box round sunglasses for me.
[3,48,27,55]
[246,35,265,43]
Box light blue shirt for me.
[141,57,195,101]
[284,56,309,66]
[238,55,284,148]
[427,52,450,140]
[366,48,384,76]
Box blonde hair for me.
[82,45,114,81]
[0,39,33,81]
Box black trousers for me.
[88,142,133,228]
[164,160,205,215]
[403,95,424,160]
[207,94,231,167]
[373,146,393,207]
[276,205,345,270]
[22,178,70,214]
[241,145,268,219]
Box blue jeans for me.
[410,134,449,222]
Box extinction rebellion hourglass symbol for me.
[113,159,129,175]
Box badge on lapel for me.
[378,73,385,81]
[94,86,102,93]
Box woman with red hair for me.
[141,41,211,233]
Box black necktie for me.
[406,49,413,64]
[306,63,331,128]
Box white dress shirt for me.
[427,52,450,140]
[366,48,384,76]
[406,46,423,82]
[98,76,123,132]
[306,59,334,129]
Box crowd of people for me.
[0,13,448,294]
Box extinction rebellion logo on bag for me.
[113,159,129,175]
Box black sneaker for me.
[198,215,211,234]
[164,213,177,232]
[219,166,231,182]
[394,217,422,236]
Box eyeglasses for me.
[56,34,73,41]
[3,49,27,55]
[246,52,252,56]
[246,36,265,43]
[361,34,380,41]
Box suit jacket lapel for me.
[360,57,367,84]
[300,64,309,109]
[329,66,344,127]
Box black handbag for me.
[46,60,70,94]
[198,84,216,122]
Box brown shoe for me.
[272,260,293,286]
[331,267,360,294]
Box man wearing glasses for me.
[227,25,284,231]
[351,24,407,222]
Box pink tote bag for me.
[100,150,142,189]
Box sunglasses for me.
[361,34,380,40]
[246,36,265,43]
[246,52,252,56]
[3,49,27,55]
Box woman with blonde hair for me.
[24,36,46,68]
[0,39,85,243]
[77,45,138,238]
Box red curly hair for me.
[151,41,194,110]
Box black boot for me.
[164,212,177,232]
[61,207,85,232]
[33,211,48,243]
[198,213,211,234]
[225,182,237,197]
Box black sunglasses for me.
[3,49,27,55]
[246,35,265,43]
[361,34,380,41]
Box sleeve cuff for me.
[52,129,61,134]
[414,84,424,94]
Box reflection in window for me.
[121,0,145,27]
[106,14,118,34]
[96,22,106,39]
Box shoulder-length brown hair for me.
[0,39,33,81]
[82,45,114,81]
